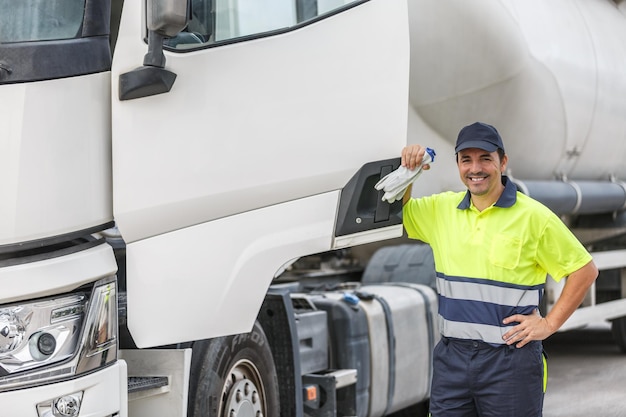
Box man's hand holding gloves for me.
[375,147,436,203]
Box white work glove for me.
[375,147,436,203]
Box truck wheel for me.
[188,321,280,417]
[611,316,626,353]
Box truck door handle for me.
[374,165,394,223]
[335,158,402,238]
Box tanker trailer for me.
[404,0,626,349]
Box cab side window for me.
[166,0,362,49]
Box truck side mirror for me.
[119,0,189,100]
[147,0,189,38]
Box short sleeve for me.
[535,213,593,281]
[402,194,443,243]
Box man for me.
[401,122,598,417]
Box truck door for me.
[112,0,409,243]
[111,0,410,347]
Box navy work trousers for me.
[429,336,545,417]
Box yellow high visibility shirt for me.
[402,176,592,344]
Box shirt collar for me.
[457,175,517,210]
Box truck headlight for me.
[0,277,117,391]
[0,308,28,354]
[76,279,117,374]
[0,294,85,376]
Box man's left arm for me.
[502,260,598,348]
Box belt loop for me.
[505,343,515,355]
[442,336,449,345]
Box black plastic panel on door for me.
[335,157,403,237]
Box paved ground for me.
[543,322,626,417]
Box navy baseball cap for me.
[455,122,505,153]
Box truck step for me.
[127,376,169,393]
[303,369,357,417]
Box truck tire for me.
[188,321,280,417]
[611,316,626,353]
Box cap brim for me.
[455,140,498,153]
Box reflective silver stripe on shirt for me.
[436,277,541,307]
[439,317,510,345]
[436,273,544,344]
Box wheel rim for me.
[220,359,267,417]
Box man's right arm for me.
[401,144,430,170]
[400,144,431,205]
[402,183,413,206]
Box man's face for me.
[457,148,508,199]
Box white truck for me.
[1,0,626,416]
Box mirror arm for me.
[143,30,167,68]
[119,0,188,100]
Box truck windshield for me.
[0,0,85,43]
[0,0,109,83]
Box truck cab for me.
[1,0,413,416]
[2,1,626,416]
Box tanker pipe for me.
[511,179,626,215]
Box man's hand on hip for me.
[502,309,556,348]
